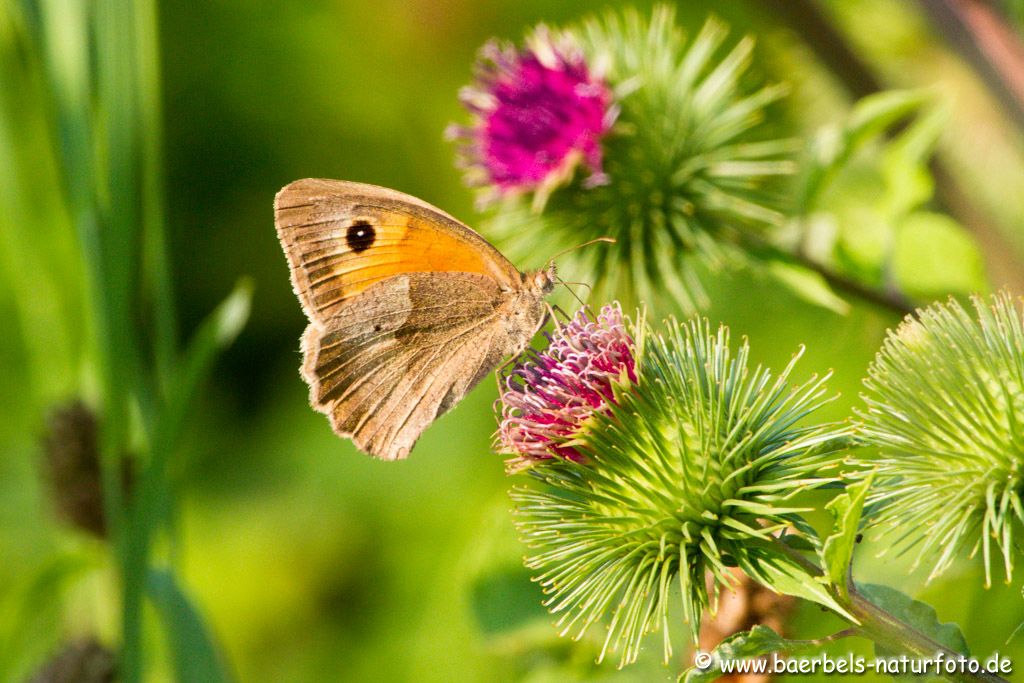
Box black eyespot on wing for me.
[346,221,376,253]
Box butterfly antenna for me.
[555,276,589,310]
[548,236,615,262]
[558,278,593,296]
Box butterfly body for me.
[275,179,553,460]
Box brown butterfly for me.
[275,179,555,460]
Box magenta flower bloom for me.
[448,29,614,203]
[498,303,637,471]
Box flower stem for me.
[765,535,1007,683]
[845,582,1008,683]
[789,252,915,317]
[740,234,916,317]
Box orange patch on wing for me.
[281,207,501,321]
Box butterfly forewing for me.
[275,179,521,322]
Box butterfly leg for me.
[493,354,520,396]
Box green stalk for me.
[93,0,146,677]
[31,0,143,673]
[768,536,1008,683]
[739,233,915,317]
[29,0,131,555]
[845,585,1007,683]
[135,0,177,393]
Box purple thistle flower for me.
[498,303,637,471]
[448,28,615,204]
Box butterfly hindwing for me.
[301,272,518,460]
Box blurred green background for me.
[3,0,1024,681]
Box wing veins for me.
[349,313,496,439]
[373,327,499,449]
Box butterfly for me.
[275,179,555,461]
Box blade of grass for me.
[135,0,177,393]
[28,0,131,557]
[91,0,149,676]
[147,569,234,683]
[122,280,252,682]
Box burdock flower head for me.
[498,303,638,471]
[454,7,794,312]
[499,304,850,666]
[448,27,615,205]
[856,292,1024,585]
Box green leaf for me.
[799,89,935,212]
[821,475,873,598]
[122,281,252,683]
[857,584,970,657]
[766,260,850,315]
[881,104,947,217]
[893,212,987,298]
[147,569,233,683]
[779,534,816,552]
[678,625,813,682]
[155,276,252,455]
[733,541,854,621]
[846,90,935,147]
[137,277,253,517]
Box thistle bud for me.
[498,303,637,471]
[448,27,614,207]
[453,7,794,311]
[501,306,847,666]
[856,292,1024,585]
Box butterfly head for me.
[526,262,557,296]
